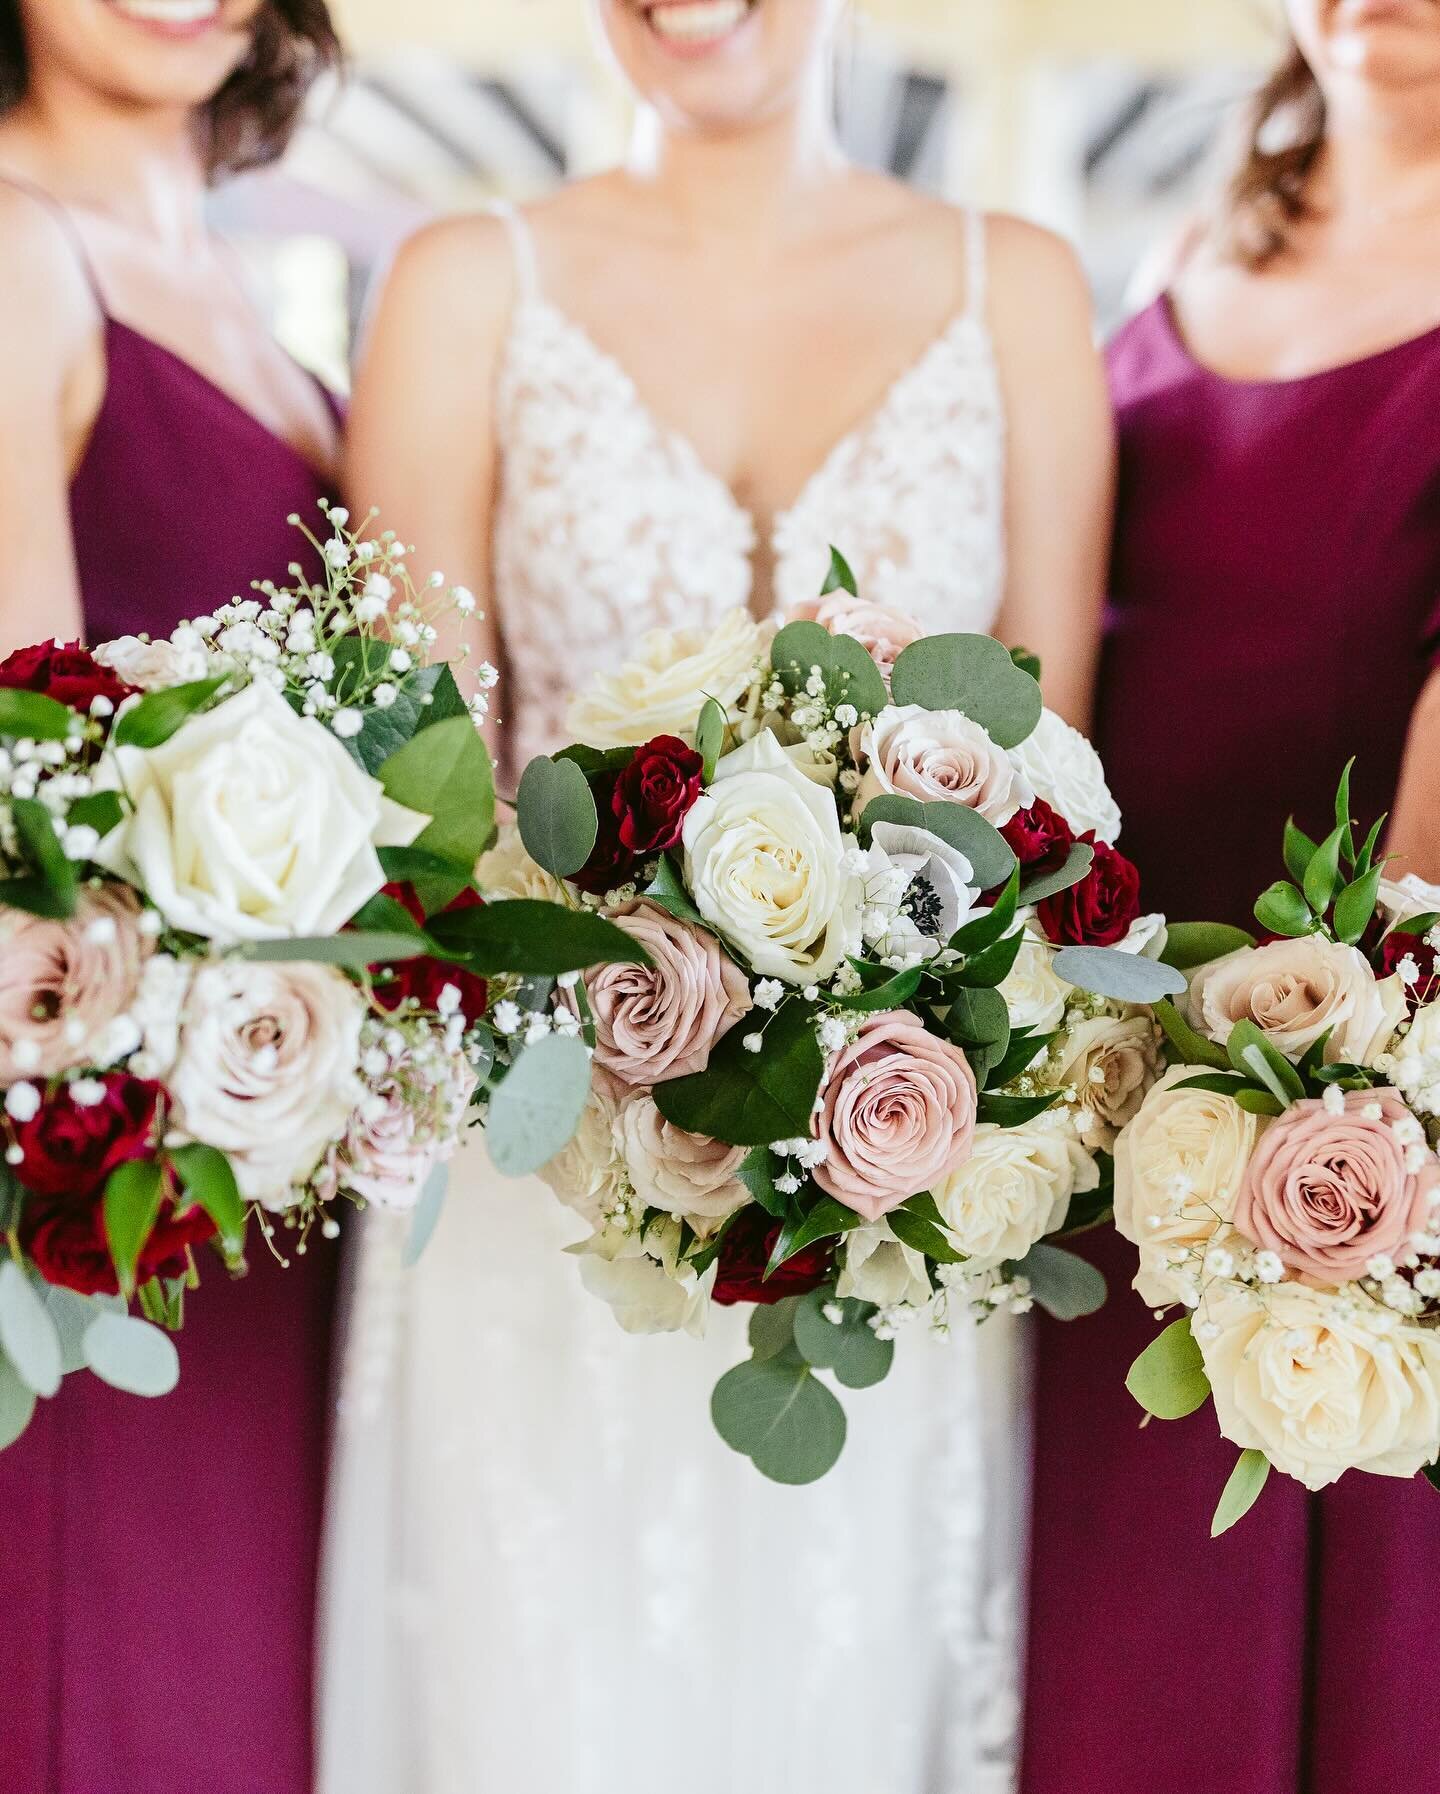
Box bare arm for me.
[344,215,515,742]
[1387,668,1440,883]
[0,191,99,651]
[988,219,1115,733]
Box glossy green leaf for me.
[976,1090,1062,1128]
[820,545,859,597]
[944,984,1011,1053]
[102,1158,164,1298]
[113,677,228,749]
[1303,824,1346,915]
[1333,864,1385,947]
[516,754,600,879]
[835,965,925,1013]
[378,844,475,915]
[887,1203,965,1263]
[889,633,1042,748]
[643,854,707,927]
[1126,1316,1211,1420]
[426,900,649,977]
[696,698,726,784]
[1283,818,1319,886]
[957,927,1026,990]
[1227,1020,1305,1103]
[379,714,496,875]
[486,1034,593,1178]
[1254,880,1315,938]
[1159,922,1257,973]
[167,1143,246,1255]
[737,1145,791,1219]
[1154,999,1231,1070]
[1334,757,1356,866]
[65,790,125,841]
[656,1002,825,1148]
[711,1349,848,1484]
[1212,1449,1271,1537]
[9,798,77,918]
[767,1197,863,1271]
[0,688,78,741]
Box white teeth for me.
[110,0,222,23]
[647,0,752,45]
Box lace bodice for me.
[490,203,1006,773]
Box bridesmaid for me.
[0,5,341,1792]
[1024,5,1440,1792]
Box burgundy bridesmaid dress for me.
[0,190,341,1794]
[1021,297,1440,1794]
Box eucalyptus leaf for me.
[112,677,228,749]
[0,688,79,741]
[486,1034,593,1178]
[1052,946,1186,1004]
[748,1296,801,1362]
[0,1351,37,1449]
[1212,1449,1271,1538]
[516,755,600,879]
[402,1163,450,1267]
[657,1002,825,1148]
[1159,922,1257,973]
[1017,843,1094,908]
[711,1350,848,1484]
[82,1312,181,1397]
[1126,1316,1211,1421]
[793,1290,894,1389]
[44,1285,117,1374]
[1016,1242,1107,1321]
[245,931,428,968]
[0,1261,62,1398]
[769,621,887,721]
[860,794,1016,892]
[889,633,1042,748]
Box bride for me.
[321,2,1112,1789]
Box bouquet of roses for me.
[1117,766,1440,1529]
[494,554,1182,1482]
[0,505,639,1448]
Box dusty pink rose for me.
[1235,1088,1440,1286]
[579,901,751,1086]
[852,705,1029,826]
[813,1011,978,1220]
[789,594,924,685]
[0,884,149,1080]
[326,1057,477,1212]
[619,1092,748,1230]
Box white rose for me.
[1114,913,1168,958]
[618,1093,748,1233]
[998,929,1070,1033]
[538,1068,631,1230]
[94,630,211,690]
[475,822,567,904]
[1378,873,1440,932]
[566,609,765,749]
[1008,708,1121,845]
[1188,938,1407,1068]
[1199,1282,1440,1490]
[852,704,1030,826]
[97,681,426,945]
[168,961,365,1210]
[574,1234,715,1336]
[836,1221,934,1311]
[1113,1066,1264,1306]
[933,1112,1099,1272]
[682,730,861,983]
[1392,1000,1440,1116]
[1051,1012,1163,1151]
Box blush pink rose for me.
[1235,1088,1440,1286]
[813,1011,978,1220]
[788,594,924,685]
[579,901,752,1086]
[0,884,149,1080]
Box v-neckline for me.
[513,294,983,547]
[102,315,340,488]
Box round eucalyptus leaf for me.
[1126,1317,1211,1421]
[83,1312,181,1398]
[747,1296,801,1363]
[486,1033,593,1178]
[0,1351,37,1449]
[1052,946,1187,1005]
[889,634,1042,748]
[711,1350,848,1484]
[44,1285,115,1375]
[402,1163,450,1268]
[770,621,887,720]
[1016,1243,1107,1322]
[0,1261,62,1397]
[792,1292,894,1389]
[860,795,1016,892]
[516,755,599,879]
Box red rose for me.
[572,769,638,897]
[612,736,703,856]
[22,1194,215,1299]
[711,1206,835,1307]
[1036,834,1143,947]
[1373,927,1439,1010]
[1001,799,1076,880]
[11,1075,162,1200]
[0,639,135,714]
[371,883,489,1024]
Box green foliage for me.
[888,1197,966,1263]
[888,633,1042,748]
[82,1312,180,1397]
[793,1290,894,1389]
[1212,1450,1271,1537]
[1017,1242,1107,1320]
[656,1002,825,1148]
[643,855,708,927]
[0,689,78,741]
[1010,646,1042,682]
[167,1143,246,1257]
[378,845,475,915]
[339,658,469,776]
[1018,843,1094,908]
[859,793,1017,892]
[977,1090,1062,1128]
[0,1262,62,1398]
[402,1164,450,1268]
[1159,922,1257,972]
[986,1027,1054,1089]
[1126,1316,1211,1420]
[5,799,78,919]
[1302,824,1347,914]
[820,546,859,597]
[1153,999,1231,1071]
[112,677,228,749]
[711,1348,848,1484]
[486,1034,593,1178]
[767,1198,863,1271]
[65,790,125,841]
[1254,880,1316,938]
[378,713,496,877]
[247,931,427,968]
[835,964,925,1013]
[1333,863,1384,946]
[516,754,600,879]
[427,900,649,977]
[1051,946,1187,1005]
[748,1296,803,1361]
[696,698,726,783]
[950,865,1020,955]
[1228,1020,1305,1107]
[0,1351,36,1449]
[955,927,1026,991]
[102,1158,164,1298]
[736,1146,791,1219]
[769,620,887,721]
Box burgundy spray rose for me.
[0,640,136,714]
[1037,835,1142,947]
[11,1074,162,1200]
[573,736,704,896]
[711,1207,834,1307]
[372,882,489,1024]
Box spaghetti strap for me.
[964,207,988,322]
[0,169,107,312]
[489,199,541,305]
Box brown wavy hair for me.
[0,0,341,179]
[1217,36,1328,268]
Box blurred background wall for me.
[221,0,1288,385]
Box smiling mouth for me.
[642,0,759,52]
[103,0,224,32]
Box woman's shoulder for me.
[0,178,99,389]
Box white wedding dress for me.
[319,203,1027,1794]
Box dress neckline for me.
[506,292,988,555]
[1156,288,1440,391]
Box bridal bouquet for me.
[0,506,637,1448]
[1118,768,1440,1529]
[500,557,1181,1482]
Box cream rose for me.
[1189,938,1407,1068]
[574,1233,715,1336]
[97,681,427,945]
[1199,1283,1440,1490]
[566,609,766,750]
[852,704,1029,826]
[998,930,1071,1034]
[933,1112,1099,1272]
[1113,1066,1265,1306]
[1008,708,1121,845]
[0,884,149,1080]
[836,1221,934,1311]
[1392,1000,1440,1116]
[1052,1012,1163,1151]
[618,1094,748,1232]
[93,628,210,691]
[168,961,366,1209]
[475,823,567,904]
[538,1067,631,1230]
[682,730,861,983]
